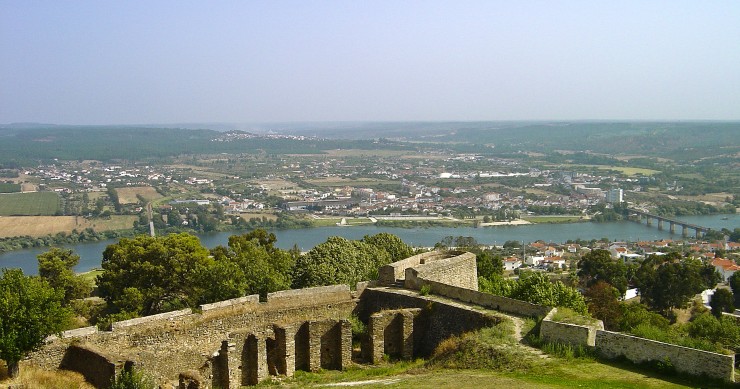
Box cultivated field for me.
[0,192,60,215]
[305,177,397,187]
[115,186,162,204]
[0,215,137,237]
[255,179,300,194]
[239,212,279,221]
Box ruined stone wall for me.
[595,330,735,382]
[404,251,478,291]
[416,279,551,318]
[359,287,501,357]
[58,343,123,389]
[378,251,453,285]
[539,308,603,347]
[29,285,356,388]
[366,308,420,363]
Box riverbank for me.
[479,219,533,227]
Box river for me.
[1,214,737,275]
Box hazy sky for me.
[1,1,739,124]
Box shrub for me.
[109,368,155,389]
[419,284,432,296]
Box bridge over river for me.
[626,208,713,238]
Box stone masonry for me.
[366,308,421,363]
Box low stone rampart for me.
[539,308,603,347]
[415,279,551,318]
[595,330,735,382]
[378,251,453,285]
[110,308,193,331]
[404,251,478,291]
[266,284,351,308]
[199,294,259,313]
[47,325,99,342]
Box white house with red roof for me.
[712,258,740,282]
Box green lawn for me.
[0,192,60,215]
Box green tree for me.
[474,249,504,279]
[37,248,91,304]
[480,271,587,314]
[292,236,391,288]
[577,249,628,296]
[617,302,670,332]
[633,253,711,314]
[97,233,213,316]
[0,269,71,377]
[206,230,294,300]
[584,281,622,330]
[361,232,415,261]
[729,272,740,308]
[709,288,734,318]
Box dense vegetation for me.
[0,126,417,166]
[92,230,413,327]
[0,269,71,377]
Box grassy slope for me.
[261,358,718,388]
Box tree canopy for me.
[97,233,214,316]
[577,249,628,296]
[633,253,719,313]
[292,235,393,289]
[37,247,91,304]
[479,271,587,314]
[0,269,70,377]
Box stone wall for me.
[110,308,193,331]
[596,330,735,382]
[378,251,453,285]
[30,284,356,388]
[58,343,126,389]
[216,319,352,388]
[199,295,260,313]
[359,287,502,357]
[404,251,478,291]
[539,308,603,347]
[417,279,551,318]
[365,308,420,363]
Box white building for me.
[606,188,623,204]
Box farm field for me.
[305,177,397,187]
[522,215,588,224]
[115,186,163,204]
[0,183,21,193]
[675,192,734,205]
[0,192,60,215]
[0,215,137,237]
[318,149,411,158]
[239,212,279,222]
[554,164,660,177]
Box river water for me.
[1,214,737,275]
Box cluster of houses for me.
[495,239,740,286]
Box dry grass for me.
[675,192,733,205]
[0,363,95,389]
[255,179,298,191]
[319,149,411,157]
[115,186,162,204]
[0,215,137,237]
[239,212,279,221]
